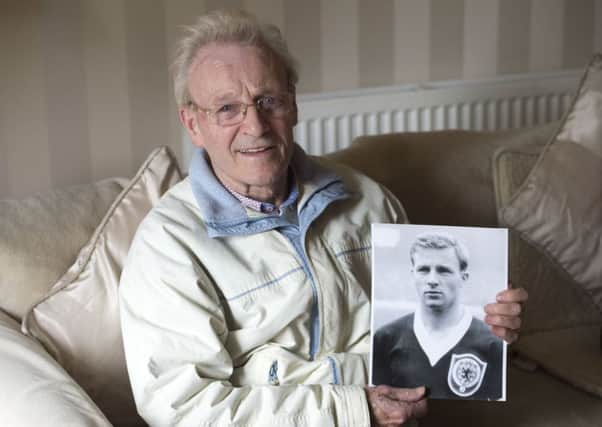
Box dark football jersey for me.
[372,313,503,400]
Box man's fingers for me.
[386,398,428,425]
[374,399,428,426]
[485,287,527,316]
[484,301,522,316]
[485,314,521,331]
[490,325,519,343]
[366,385,429,426]
[389,386,426,402]
[496,287,528,303]
[369,385,426,402]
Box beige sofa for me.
[1,123,600,426]
[1,55,601,427]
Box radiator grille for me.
[294,71,579,155]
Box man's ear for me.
[461,271,469,281]
[179,107,203,147]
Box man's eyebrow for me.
[211,93,239,104]
[210,90,275,104]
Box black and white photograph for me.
[370,224,508,401]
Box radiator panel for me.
[294,71,578,155]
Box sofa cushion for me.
[500,54,602,312]
[328,122,557,227]
[421,362,602,427]
[514,326,602,398]
[0,309,111,426]
[22,146,182,426]
[0,177,126,321]
[492,58,602,397]
[493,143,602,398]
[493,145,601,335]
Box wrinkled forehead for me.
[187,42,288,103]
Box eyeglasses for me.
[189,93,294,127]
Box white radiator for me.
[294,70,580,155]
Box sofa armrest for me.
[0,310,111,426]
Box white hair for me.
[171,9,299,107]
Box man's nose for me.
[427,272,440,287]
[242,105,269,136]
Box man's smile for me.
[239,145,274,154]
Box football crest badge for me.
[447,353,487,397]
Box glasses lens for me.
[215,104,244,126]
[211,94,291,126]
[258,94,289,117]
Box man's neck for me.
[214,172,289,207]
[419,304,464,333]
[229,181,288,207]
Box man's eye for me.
[436,267,452,274]
[217,104,236,113]
[417,267,430,274]
[258,96,278,108]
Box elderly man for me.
[372,233,504,400]
[119,10,526,427]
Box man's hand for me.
[484,285,528,343]
[365,385,428,426]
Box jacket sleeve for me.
[119,219,371,427]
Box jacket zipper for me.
[279,225,320,361]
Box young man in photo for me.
[372,233,504,400]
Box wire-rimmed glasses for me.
[189,93,294,127]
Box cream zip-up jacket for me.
[119,146,407,427]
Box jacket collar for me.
[189,144,351,237]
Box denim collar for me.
[189,144,351,238]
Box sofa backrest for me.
[326,123,557,227]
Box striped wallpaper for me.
[1,0,601,199]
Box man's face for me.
[179,43,297,198]
[411,247,468,313]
